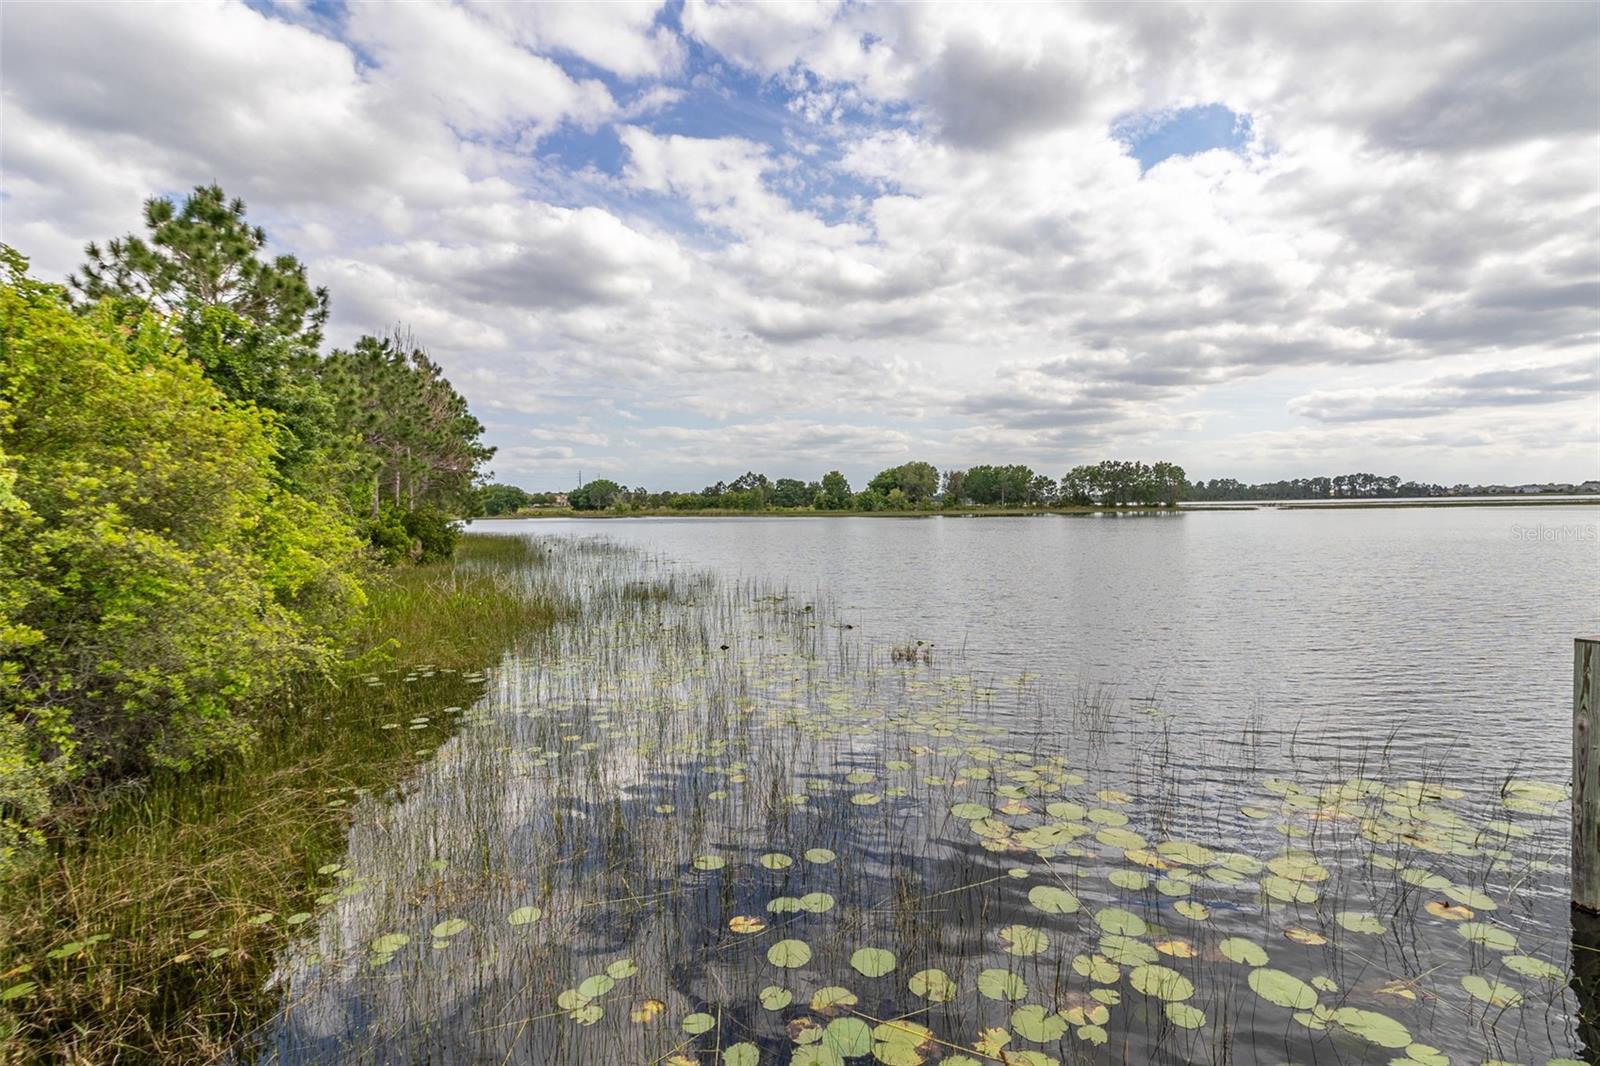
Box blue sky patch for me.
[1114,103,1253,172]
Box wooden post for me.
[1576,637,1600,912]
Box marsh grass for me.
[0,534,563,1065]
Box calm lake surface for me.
[254,506,1600,1065]
[478,507,1600,782]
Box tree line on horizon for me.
[1,185,492,869]
[479,459,1192,514]
[478,463,1570,515]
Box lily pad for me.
[1027,884,1081,914]
[977,968,1029,1001]
[908,968,957,1002]
[1248,968,1318,1010]
[767,939,812,968]
[850,947,896,977]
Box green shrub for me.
[0,250,365,868]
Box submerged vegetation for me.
[0,535,559,1062]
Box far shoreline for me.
[477,494,1600,520]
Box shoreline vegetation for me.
[0,535,561,1063]
[1,186,510,1062]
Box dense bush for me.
[0,251,366,870]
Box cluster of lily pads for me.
[250,541,1584,1066]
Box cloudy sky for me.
[3,1,1597,489]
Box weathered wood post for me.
[1576,637,1600,912]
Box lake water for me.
[253,506,1600,1065]
[478,507,1600,782]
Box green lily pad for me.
[823,1017,873,1057]
[1027,884,1080,914]
[1165,1002,1206,1030]
[1462,975,1523,1008]
[768,939,812,968]
[908,968,957,1002]
[431,918,468,939]
[850,947,896,977]
[1220,938,1268,966]
[1010,1004,1067,1042]
[1093,906,1147,937]
[1248,968,1318,1009]
[1129,964,1194,1002]
[977,968,1028,1001]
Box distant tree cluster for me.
[1189,473,1449,501]
[490,459,1194,515]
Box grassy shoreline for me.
[0,535,562,1065]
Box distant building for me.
[1577,480,1600,495]
[548,492,570,507]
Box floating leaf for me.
[723,1043,759,1066]
[767,939,812,968]
[606,959,639,979]
[1093,906,1146,937]
[1262,876,1319,904]
[369,933,409,955]
[804,848,836,864]
[1027,884,1080,914]
[1325,1006,1411,1048]
[1220,938,1268,966]
[577,974,615,999]
[1504,955,1564,981]
[811,986,858,1013]
[1424,900,1472,921]
[1174,900,1209,921]
[1248,968,1318,1009]
[431,918,468,939]
[1336,911,1385,935]
[998,925,1049,956]
[729,915,768,934]
[1164,1002,1206,1030]
[1010,1004,1067,1042]
[1130,964,1194,1002]
[1462,975,1523,1008]
[692,854,726,871]
[759,853,794,870]
[798,892,836,914]
[681,1012,716,1035]
[1458,922,1517,952]
[823,1017,873,1058]
[908,968,957,1002]
[850,947,896,977]
[507,906,542,926]
[789,1047,843,1066]
[759,985,793,1010]
[977,968,1028,1001]
[1443,883,1497,911]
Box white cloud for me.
[2,1,1595,488]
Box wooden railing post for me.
[1576,637,1600,912]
